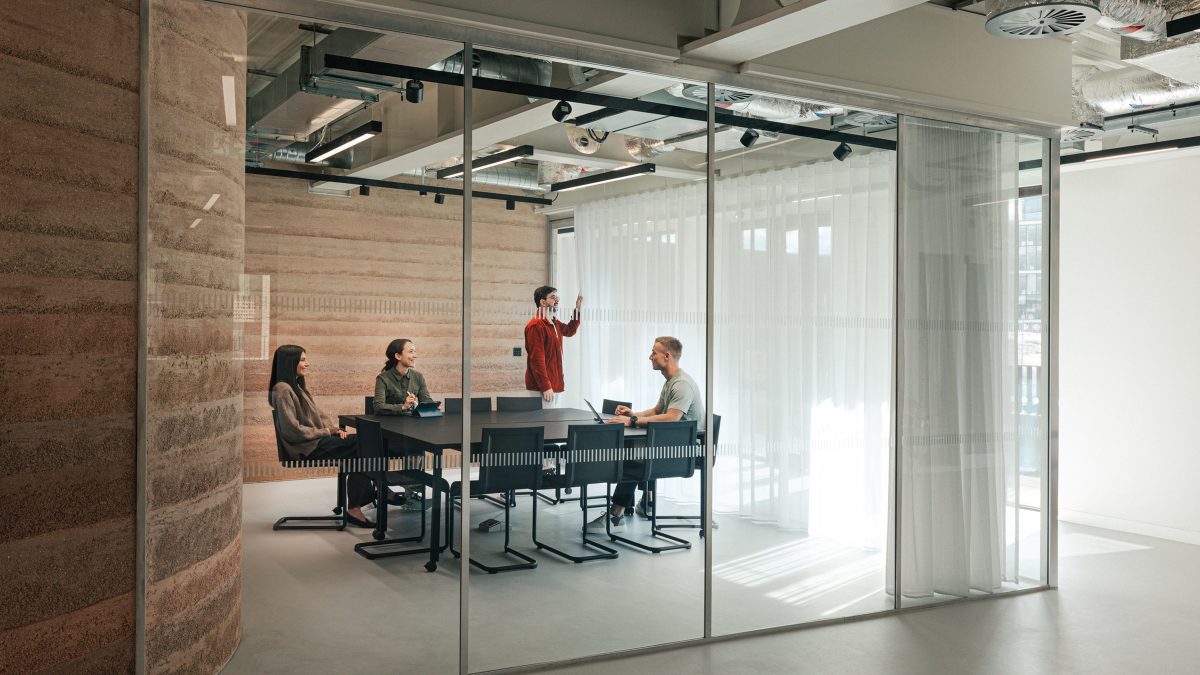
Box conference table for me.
[338,407,650,571]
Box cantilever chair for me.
[270,408,346,531]
[350,417,447,560]
[653,414,721,538]
[535,423,624,563]
[554,398,633,509]
[448,426,544,573]
[605,420,698,553]
[497,395,561,506]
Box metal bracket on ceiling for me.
[299,45,379,103]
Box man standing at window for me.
[524,285,582,407]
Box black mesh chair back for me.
[496,396,543,412]
[364,395,374,415]
[356,417,385,460]
[643,420,698,482]
[602,398,632,415]
[271,408,290,463]
[474,426,545,495]
[563,423,625,486]
[445,397,492,414]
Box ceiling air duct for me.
[669,84,843,122]
[1095,0,1168,41]
[984,0,1101,38]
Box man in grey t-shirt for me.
[588,336,705,530]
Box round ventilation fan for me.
[844,111,898,128]
[679,84,757,105]
[985,1,1100,39]
[1061,126,1103,142]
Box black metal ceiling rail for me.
[246,165,553,205]
[1016,134,1200,170]
[322,53,897,152]
[1103,99,1200,124]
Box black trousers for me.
[611,463,648,509]
[305,435,375,509]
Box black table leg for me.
[426,452,442,572]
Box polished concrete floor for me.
[225,477,1199,674]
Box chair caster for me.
[332,506,343,515]
[373,530,385,541]
[564,487,573,495]
[425,562,437,572]
[699,530,705,539]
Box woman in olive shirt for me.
[373,338,435,414]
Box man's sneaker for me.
[585,512,625,532]
[636,495,653,518]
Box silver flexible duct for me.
[1096,0,1167,41]
[1079,66,1200,115]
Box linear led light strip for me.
[550,163,656,193]
[306,120,383,163]
[437,144,534,179]
[1083,146,1178,162]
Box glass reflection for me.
[894,118,1048,607]
[710,87,897,632]
[449,50,709,671]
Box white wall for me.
[1060,150,1200,544]
[754,4,1073,127]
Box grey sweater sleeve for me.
[373,373,409,415]
[273,383,331,444]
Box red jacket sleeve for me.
[557,311,580,338]
[525,321,553,392]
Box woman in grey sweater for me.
[270,344,375,528]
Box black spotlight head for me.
[405,79,424,104]
[358,185,370,196]
[419,190,427,196]
[505,199,515,211]
[740,129,760,148]
[833,142,853,162]
[434,193,445,205]
[551,100,572,123]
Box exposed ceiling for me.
[244,15,896,205]
[242,1,1200,201]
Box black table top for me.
[338,407,648,452]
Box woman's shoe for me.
[345,514,376,529]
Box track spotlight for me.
[434,193,445,205]
[505,199,515,211]
[358,185,370,196]
[740,129,760,148]
[833,142,853,162]
[405,79,424,104]
[551,100,572,123]
[419,190,427,196]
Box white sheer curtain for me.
[889,117,1021,597]
[575,154,894,548]
[575,182,708,414]
[711,153,895,548]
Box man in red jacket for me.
[524,285,582,406]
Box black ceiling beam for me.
[323,53,896,152]
[1166,12,1200,38]
[246,165,553,205]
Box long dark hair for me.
[382,338,413,372]
[269,344,307,404]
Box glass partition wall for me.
[142,3,1056,672]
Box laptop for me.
[584,399,615,423]
[413,401,443,418]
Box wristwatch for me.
[628,415,638,428]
